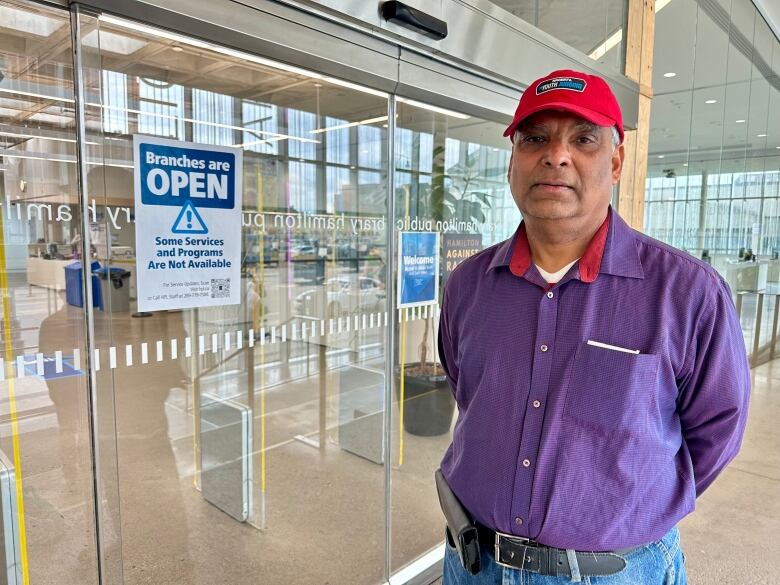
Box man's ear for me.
[612,143,625,184]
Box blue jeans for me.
[443,526,687,585]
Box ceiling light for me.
[657,155,665,159]
[395,98,470,119]
[0,151,133,169]
[0,87,74,104]
[590,0,672,62]
[217,45,326,79]
[776,146,780,149]
[585,0,673,65]
[757,134,767,137]
[0,130,99,146]
[98,162,135,169]
[589,29,623,60]
[310,116,389,135]
[0,152,74,164]
[30,113,72,125]
[705,99,717,104]
[323,77,388,99]
[663,72,677,78]
[683,163,689,166]
[0,130,74,144]
[736,119,746,123]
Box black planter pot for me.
[396,363,456,436]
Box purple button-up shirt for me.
[438,207,750,551]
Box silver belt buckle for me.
[494,530,534,570]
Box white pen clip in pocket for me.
[586,339,640,354]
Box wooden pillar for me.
[618,0,655,231]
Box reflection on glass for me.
[646,0,780,370]
[391,101,519,571]
[484,0,628,71]
[646,0,780,259]
[0,1,98,583]
[76,11,389,585]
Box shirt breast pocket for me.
[562,341,660,435]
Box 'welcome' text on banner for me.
[398,231,439,308]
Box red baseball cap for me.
[503,69,624,144]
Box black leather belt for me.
[476,524,639,578]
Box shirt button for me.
[540,344,548,352]
[515,517,523,526]
[547,291,554,299]
[533,400,541,408]
[522,459,531,468]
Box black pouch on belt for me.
[435,468,481,575]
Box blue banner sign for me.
[398,231,439,308]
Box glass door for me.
[0,1,100,583]
[389,99,521,572]
[74,9,390,584]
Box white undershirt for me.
[535,258,579,284]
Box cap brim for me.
[503,101,618,138]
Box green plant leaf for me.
[466,200,485,223]
[472,192,495,207]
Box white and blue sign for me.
[536,77,586,95]
[398,231,439,308]
[134,135,243,312]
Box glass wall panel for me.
[76,11,389,585]
[0,1,99,583]
[646,0,780,263]
[390,101,519,571]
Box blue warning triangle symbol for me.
[171,201,208,234]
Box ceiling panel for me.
[649,0,780,164]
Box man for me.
[437,69,750,584]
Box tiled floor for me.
[676,358,779,585]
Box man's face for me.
[507,111,624,223]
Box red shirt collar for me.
[509,213,610,284]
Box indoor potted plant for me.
[398,144,497,436]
